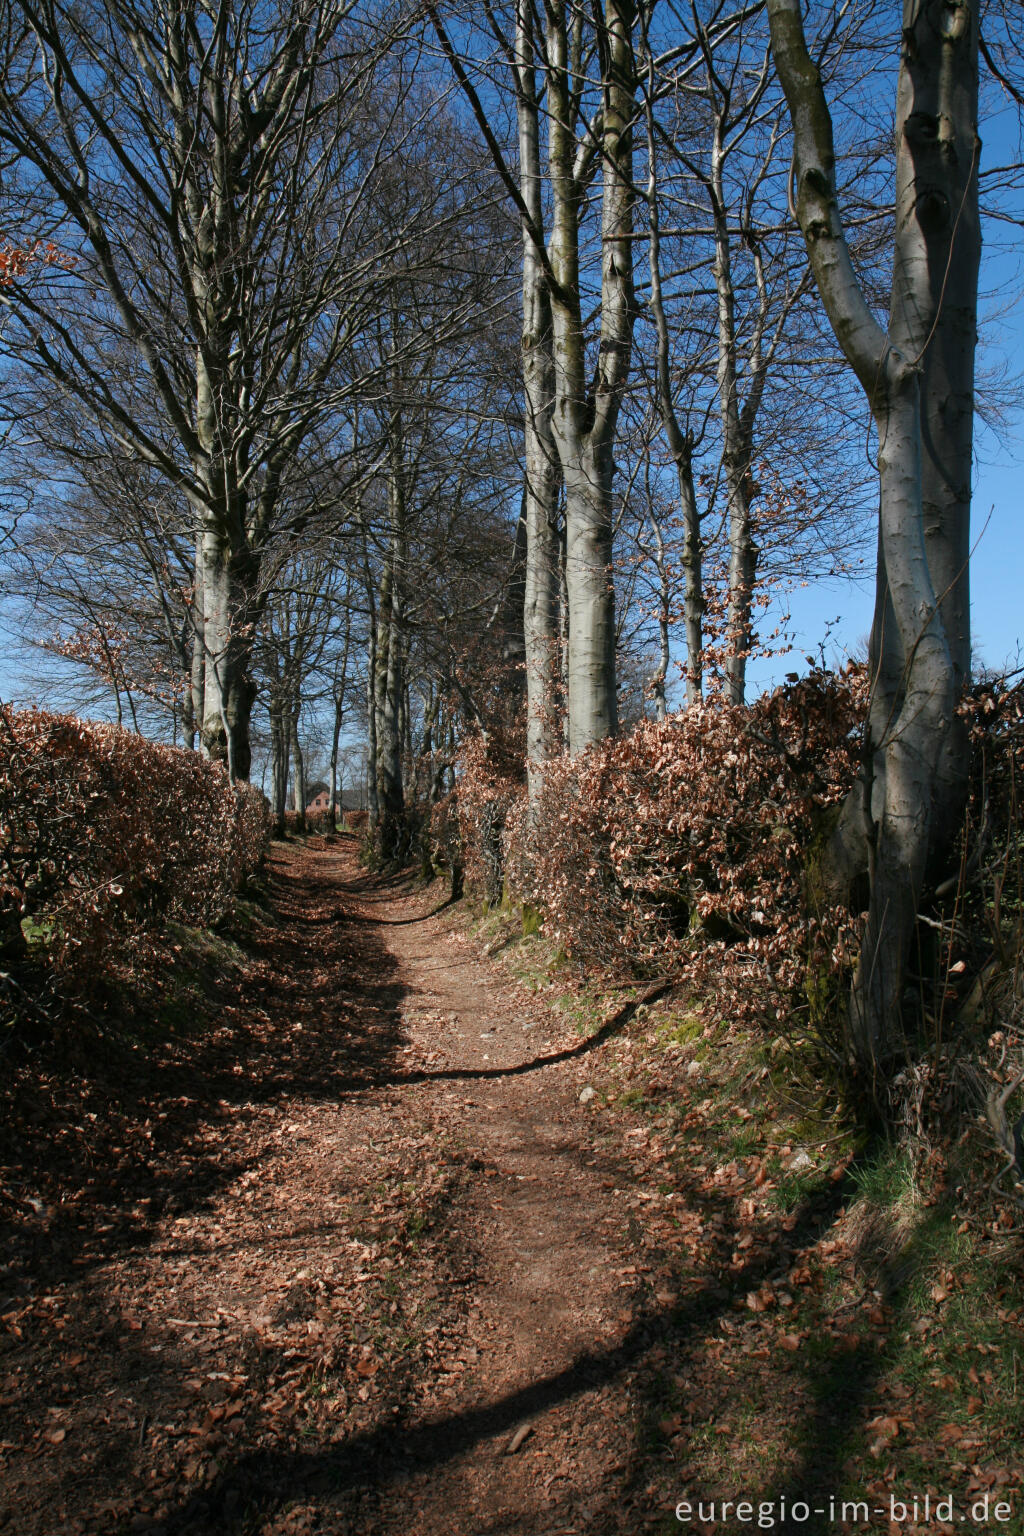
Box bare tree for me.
[0,0,474,777]
[430,0,658,753]
[1,438,197,732]
[514,0,562,794]
[768,0,981,1070]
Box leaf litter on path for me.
[2,838,1022,1535]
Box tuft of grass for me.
[766,1152,828,1211]
[848,1145,915,1206]
[730,1123,762,1158]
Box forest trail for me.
[0,839,696,1536]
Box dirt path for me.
[345,853,646,1535]
[0,839,685,1536]
[7,830,1024,1536]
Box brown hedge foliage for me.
[450,733,521,904]
[0,705,267,1000]
[456,669,867,1029]
[957,678,1024,976]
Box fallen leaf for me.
[506,1423,533,1454]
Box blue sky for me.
[2,35,1021,716]
[746,95,1024,697]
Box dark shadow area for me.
[759,1209,933,1535]
[0,843,410,1300]
[767,1340,883,1535]
[368,894,458,926]
[295,894,457,929]
[149,1152,860,1535]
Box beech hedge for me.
[453,669,867,1029]
[0,705,268,998]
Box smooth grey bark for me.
[327,615,351,827]
[643,510,672,719]
[768,0,980,1069]
[710,122,759,706]
[372,450,407,861]
[545,0,638,752]
[375,586,406,859]
[268,690,289,837]
[289,707,306,827]
[644,65,703,703]
[558,515,571,750]
[196,521,258,780]
[364,557,380,830]
[189,534,206,749]
[515,0,562,798]
[870,3,979,852]
[328,696,344,824]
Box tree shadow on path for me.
[151,1151,861,1536]
[0,843,410,1299]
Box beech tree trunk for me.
[269,695,288,838]
[289,709,306,829]
[196,522,257,781]
[328,700,343,825]
[429,0,640,755]
[711,129,758,706]
[373,492,407,862]
[560,449,619,748]
[645,71,703,702]
[189,534,205,750]
[768,0,980,1071]
[545,0,637,754]
[516,0,561,800]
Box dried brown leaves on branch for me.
[0,705,267,1018]
[454,669,867,1033]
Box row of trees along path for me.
[0,837,871,1536]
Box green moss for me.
[802,801,843,911]
[803,958,834,1026]
[659,1011,705,1047]
[20,914,55,947]
[521,903,542,938]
